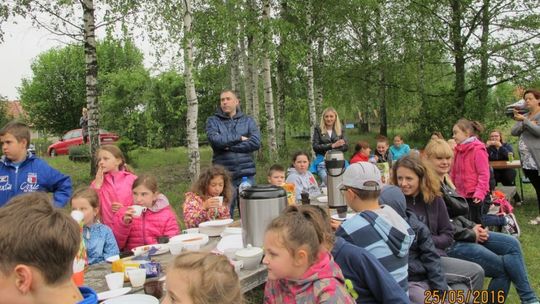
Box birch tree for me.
[261,0,277,159]
[306,1,317,149]
[183,0,200,181]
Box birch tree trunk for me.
[375,4,387,136]
[275,0,289,150]
[240,33,252,116]
[315,37,324,115]
[306,3,317,151]
[247,0,259,124]
[81,0,99,176]
[261,0,277,159]
[230,41,242,95]
[183,0,200,181]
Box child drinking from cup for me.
[183,165,233,228]
[70,187,119,265]
[115,175,179,251]
[91,145,137,228]
[163,251,243,304]
[263,205,354,303]
[286,151,321,201]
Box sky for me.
[0,16,157,101]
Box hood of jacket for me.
[284,251,345,293]
[214,106,244,120]
[147,193,170,212]
[454,137,486,154]
[379,185,407,218]
[0,151,34,167]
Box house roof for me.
[4,100,26,119]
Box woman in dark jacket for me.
[486,129,521,202]
[425,139,539,304]
[311,107,348,186]
[392,155,486,300]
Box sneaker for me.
[504,213,520,237]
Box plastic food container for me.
[235,245,263,270]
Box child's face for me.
[71,197,97,226]
[262,231,299,280]
[1,133,27,163]
[452,125,468,144]
[206,175,224,197]
[97,150,122,173]
[163,268,194,304]
[293,155,309,174]
[133,185,158,208]
[361,146,371,157]
[268,171,285,186]
[376,142,388,154]
[393,137,403,147]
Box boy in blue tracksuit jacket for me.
[0,121,71,207]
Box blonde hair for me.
[96,145,132,172]
[391,155,442,203]
[266,205,326,265]
[319,107,342,137]
[424,139,454,160]
[169,252,243,304]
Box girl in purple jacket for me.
[115,175,179,251]
[451,119,490,224]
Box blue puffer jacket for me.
[0,154,72,207]
[205,107,261,180]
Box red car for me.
[47,129,119,156]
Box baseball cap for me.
[339,162,382,191]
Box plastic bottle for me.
[238,176,252,196]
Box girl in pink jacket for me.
[115,175,180,251]
[451,119,490,224]
[183,165,232,228]
[91,145,138,228]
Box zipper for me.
[142,211,146,245]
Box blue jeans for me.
[317,161,327,187]
[447,232,538,304]
[229,175,256,219]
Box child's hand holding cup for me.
[214,196,224,206]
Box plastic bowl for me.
[198,219,234,237]
[235,245,263,270]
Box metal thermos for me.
[325,150,347,215]
[240,185,287,247]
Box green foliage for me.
[32,138,52,157]
[0,97,11,128]
[68,145,90,162]
[115,138,138,165]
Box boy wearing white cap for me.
[335,162,414,294]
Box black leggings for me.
[494,169,521,202]
[523,169,540,215]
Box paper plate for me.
[199,218,234,227]
[216,234,244,253]
[102,294,159,304]
[97,287,131,301]
[331,213,355,222]
[221,227,242,237]
[105,255,120,263]
[131,244,169,256]
[169,233,209,246]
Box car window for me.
[73,130,82,138]
[63,131,74,140]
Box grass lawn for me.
[45,131,539,303]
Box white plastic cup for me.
[321,187,328,195]
[127,268,147,287]
[131,205,146,217]
[183,243,201,251]
[105,272,124,290]
[215,196,224,206]
[169,241,183,255]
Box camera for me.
[505,99,528,118]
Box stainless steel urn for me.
[239,185,287,247]
[325,150,348,214]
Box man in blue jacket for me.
[205,90,261,216]
[0,121,72,207]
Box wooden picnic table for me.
[85,236,267,295]
[489,160,524,201]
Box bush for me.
[116,138,138,164]
[32,138,53,157]
[68,145,91,162]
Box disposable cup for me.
[214,196,224,205]
[131,205,146,217]
[127,268,146,287]
[105,272,124,290]
[169,241,183,255]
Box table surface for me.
[490,160,522,169]
[85,236,267,295]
